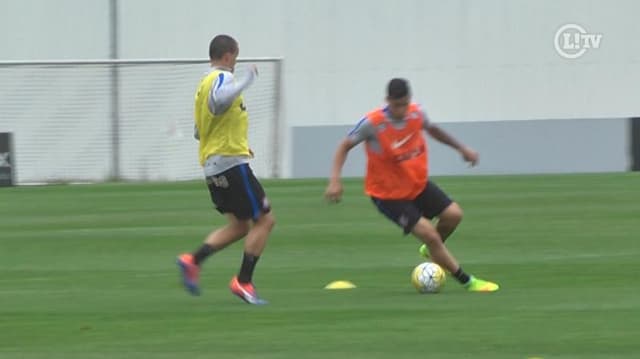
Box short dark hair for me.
[209,35,238,60]
[387,78,410,99]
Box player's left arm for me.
[421,109,479,166]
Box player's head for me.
[209,35,239,71]
[386,78,411,120]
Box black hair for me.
[387,78,410,99]
[209,35,238,60]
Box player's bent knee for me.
[442,202,463,224]
[260,212,276,231]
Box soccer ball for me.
[411,262,446,293]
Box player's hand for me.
[249,148,255,158]
[460,146,479,166]
[325,179,343,204]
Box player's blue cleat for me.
[177,253,200,296]
[229,276,268,305]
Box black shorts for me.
[371,180,453,234]
[206,164,271,221]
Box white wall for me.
[2,0,639,178]
[114,0,640,121]
[0,0,110,59]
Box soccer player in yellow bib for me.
[177,35,275,305]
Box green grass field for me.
[1,173,639,359]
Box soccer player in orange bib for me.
[325,78,499,292]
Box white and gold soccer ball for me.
[411,262,446,293]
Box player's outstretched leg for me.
[412,218,499,292]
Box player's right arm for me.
[207,65,258,115]
[325,118,374,203]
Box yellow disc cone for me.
[324,280,357,290]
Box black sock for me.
[453,267,471,285]
[193,244,216,265]
[237,252,260,283]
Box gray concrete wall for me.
[292,118,629,178]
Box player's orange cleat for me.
[177,254,200,296]
[229,276,268,305]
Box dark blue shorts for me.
[371,180,453,234]
[206,164,271,221]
